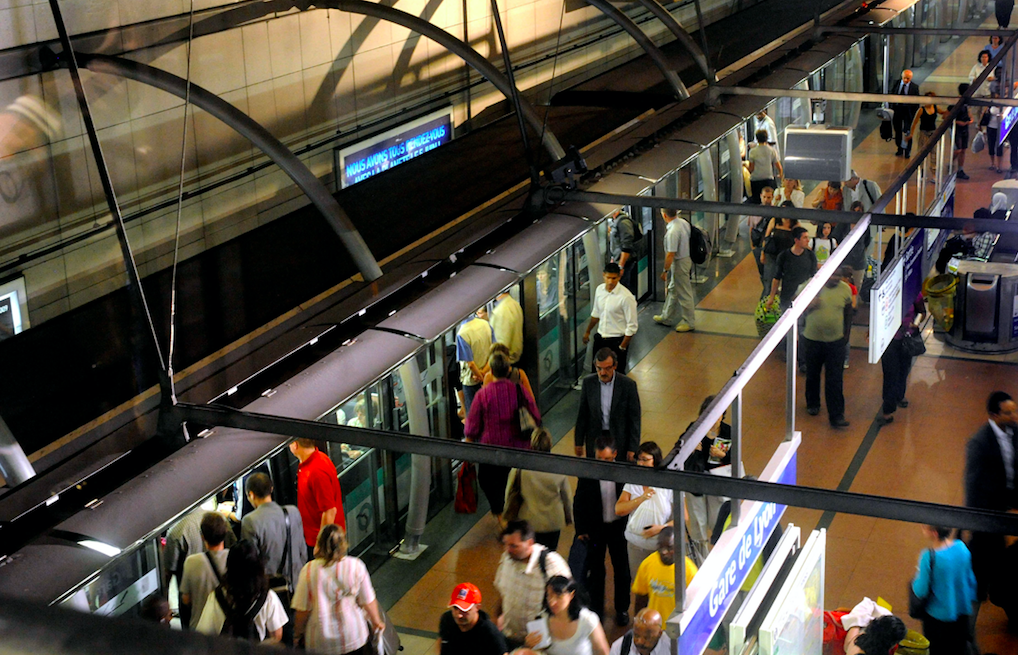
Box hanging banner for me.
[868,257,904,364]
[901,228,925,309]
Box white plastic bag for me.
[972,130,986,154]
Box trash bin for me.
[898,629,930,655]
[923,274,958,332]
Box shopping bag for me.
[754,299,781,337]
[972,130,986,154]
[455,462,478,513]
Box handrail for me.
[669,29,1018,473]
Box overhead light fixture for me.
[78,540,121,557]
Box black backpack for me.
[216,586,269,641]
[687,220,710,265]
[619,213,647,258]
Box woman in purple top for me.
[465,351,541,523]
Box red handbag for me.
[455,462,478,514]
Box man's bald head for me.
[633,609,664,655]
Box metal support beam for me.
[785,323,796,441]
[729,392,741,527]
[158,0,566,161]
[716,86,1018,107]
[0,414,34,486]
[630,0,714,82]
[821,26,1015,37]
[554,190,1018,234]
[173,402,1018,535]
[46,2,171,400]
[73,54,385,282]
[582,0,690,100]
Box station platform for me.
[372,19,1018,655]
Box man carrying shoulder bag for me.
[242,472,308,646]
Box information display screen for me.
[0,277,28,340]
[338,109,453,188]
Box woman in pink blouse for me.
[465,350,541,526]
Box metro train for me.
[0,0,915,620]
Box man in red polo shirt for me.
[288,438,344,560]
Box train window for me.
[63,539,161,617]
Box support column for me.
[785,321,797,441]
[0,415,34,487]
[729,392,742,526]
[397,357,431,558]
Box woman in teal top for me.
[910,525,977,655]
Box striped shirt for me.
[292,557,376,654]
[464,379,541,448]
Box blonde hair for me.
[315,524,349,563]
[785,178,802,191]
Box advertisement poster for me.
[869,258,903,364]
[761,530,825,655]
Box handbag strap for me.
[924,548,936,600]
[278,507,291,579]
[205,551,223,586]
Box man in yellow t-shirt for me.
[632,527,698,618]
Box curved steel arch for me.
[74,53,384,282]
[582,0,689,99]
[628,0,714,83]
[159,0,566,161]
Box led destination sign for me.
[339,110,453,188]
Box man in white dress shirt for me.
[583,262,639,373]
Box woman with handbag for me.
[878,293,926,425]
[465,351,541,526]
[292,524,385,655]
[759,215,798,299]
[505,428,573,550]
[909,526,977,655]
[615,442,674,580]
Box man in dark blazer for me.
[964,390,1018,603]
[573,434,630,626]
[574,347,641,462]
[890,69,920,157]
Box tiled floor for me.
[381,24,1018,655]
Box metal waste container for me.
[964,273,999,341]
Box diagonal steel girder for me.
[581,0,689,99]
[552,190,1018,235]
[715,85,1018,107]
[175,402,1018,535]
[155,0,566,161]
[72,53,384,282]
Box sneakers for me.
[675,322,694,333]
[957,170,970,180]
[653,314,670,325]
[717,248,736,258]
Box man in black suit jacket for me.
[573,435,630,626]
[964,391,1018,602]
[890,69,920,157]
[574,347,641,462]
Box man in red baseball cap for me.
[437,582,508,655]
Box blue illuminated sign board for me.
[338,110,453,188]
[999,106,1018,147]
[679,443,798,655]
